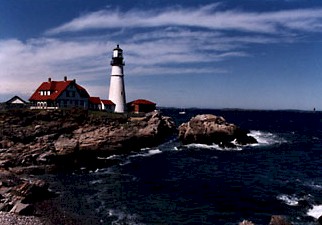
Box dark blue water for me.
[44,109,322,224]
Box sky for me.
[1,0,322,110]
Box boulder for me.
[269,215,292,225]
[178,114,257,148]
[54,135,79,155]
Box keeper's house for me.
[29,76,116,111]
[29,76,91,109]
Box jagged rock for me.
[178,114,257,148]
[54,135,78,154]
[269,215,292,225]
[0,169,54,216]
[9,200,34,215]
[13,179,52,203]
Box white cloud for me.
[0,38,110,96]
[46,5,322,35]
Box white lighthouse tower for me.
[108,44,126,113]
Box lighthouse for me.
[108,44,126,113]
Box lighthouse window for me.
[113,50,118,57]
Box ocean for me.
[42,108,322,224]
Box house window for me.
[40,91,43,96]
[66,91,70,97]
[47,91,50,95]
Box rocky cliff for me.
[0,109,176,173]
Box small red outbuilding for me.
[127,99,156,113]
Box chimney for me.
[48,77,51,82]
[64,76,67,81]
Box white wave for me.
[107,208,144,225]
[307,205,322,219]
[306,182,322,190]
[119,149,162,166]
[93,167,118,175]
[249,130,285,146]
[277,194,299,206]
[131,149,162,157]
[148,149,162,155]
[97,155,120,160]
[185,143,242,151]
[182,130,284,151]
[89,179,103,185]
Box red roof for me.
[128,99,156,105]
[88,97,101,104]
[29,79,89,101]
[101,100,115,105]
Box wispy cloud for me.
[46,5,322,35]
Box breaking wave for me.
[184,130,284,151]
[307,205,322,219]
[185,143,242,151]
[277,194,301,206]
[248,130,286,146]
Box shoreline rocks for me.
[0,168,55,217]
[178,114,257,148]
[0,108,176,218]
[0,109,176,173]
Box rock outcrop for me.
[0,168,54,216]
[178,114,257,148]
[0,109,176,173]
[269,215,293,225]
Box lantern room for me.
[111,44,124,66]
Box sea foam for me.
[307,205,322,219]
[184,130,283,151]
[186,143,242,151]
[248,130,285,146]
[277,194,299,206]
[107,208,143,225]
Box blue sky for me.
[1,0,322,110]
